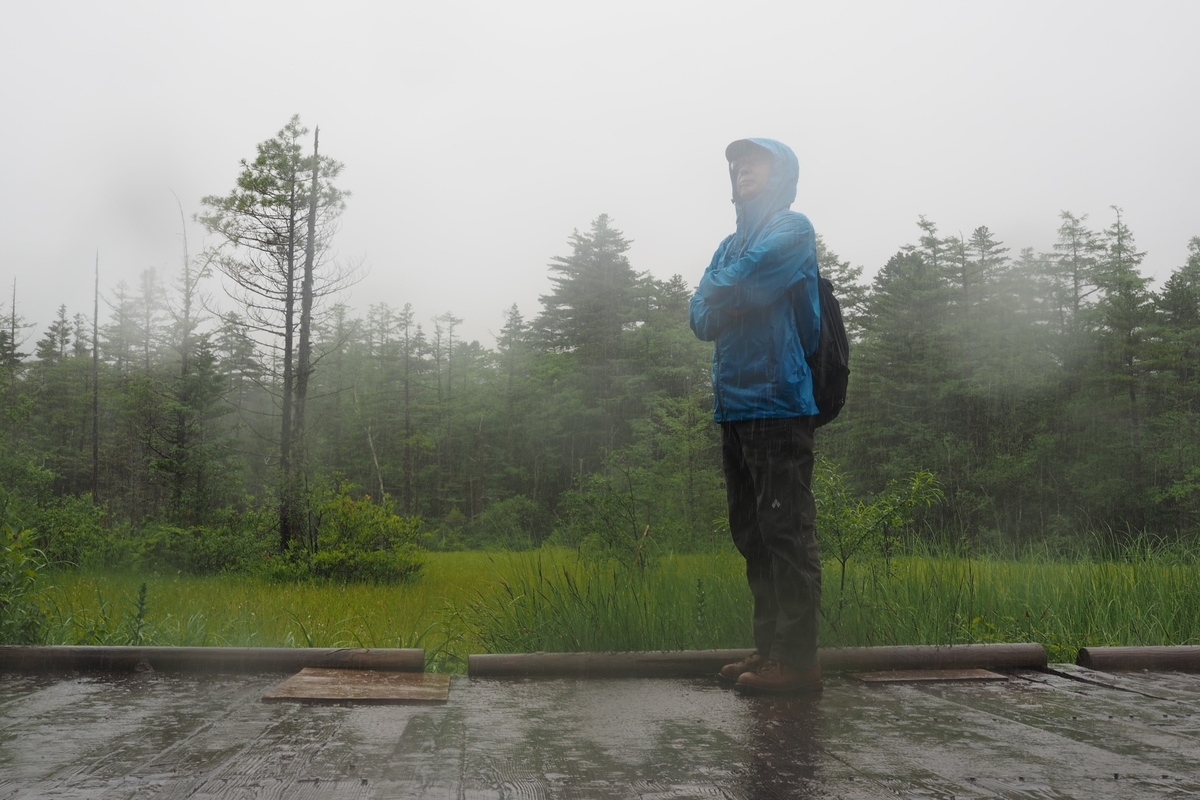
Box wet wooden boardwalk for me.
[2,665,1198,798]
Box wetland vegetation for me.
[4,119,1200,662]
[19,545,1200,670]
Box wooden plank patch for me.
[853,668,1007,684]
[262,668,450,704]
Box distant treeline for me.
[3,192,1199,557]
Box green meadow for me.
[34,549,1200,670]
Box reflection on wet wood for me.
[853,668,1007,683]
[468,642,1047,677]
[821,642,1047,673]
[4,668,1199,797]
[469,648,754,677]
[0,645,426,674]
[262,668,450,704]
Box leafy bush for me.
[25,499,274,575]
[22,494,109,569]
[423,508,467,551]
[132,509,276,574]
[307,549,422,583]
[553,474,661,568]
[0,492,46,644]
[0,450,55,505]
[465,495,553,550]
[267,485,425,584]
[816,458,943,589]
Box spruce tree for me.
[535,214,640,361]
[35,305,72,363]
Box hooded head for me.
[725,138,799,233]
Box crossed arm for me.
[689,216,818,344]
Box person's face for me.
[733,153,773,202]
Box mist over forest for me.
[3,114,1200,578]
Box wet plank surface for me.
[262,668,451,705]
[2,667,1198,798]
[853,668,1007,683]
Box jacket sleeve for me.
[689,238,732,342]
[694,215,817,316]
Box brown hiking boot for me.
[718,652,765,683]
[735,658,823,694]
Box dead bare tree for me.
[197,115,353,551]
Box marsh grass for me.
[824,556,1200,661]
[34,548,1200,669]
[39,552,504,669]
[453,551,750,654]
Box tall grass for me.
[825,556,1200,661]
[38,552,504,669]
[31,548,1200,669]
[459,550,1200,664]
[453,552,750,654]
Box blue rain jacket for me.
[689,138,821,422]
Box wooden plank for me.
[913,670,1200,766]
[1078,645,1200,673]
[854,668,1007,683]
[6,671,1200,797]
[0,645,425,674]
[261,668,450,705]
[820,672,1200,795]
[821,642,1046,673]
[1048,663,1177,698]
[468,649,753,678]
[467,642,1047,677]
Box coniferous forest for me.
[4,117,1200,580]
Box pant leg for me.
[721,422,778,657]
[725,417,822,671]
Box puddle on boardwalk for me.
[1,668,1198,798]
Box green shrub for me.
[23,494,109,569]
[553,475,662,568]
[317,486,422,553]
[308,549,423,583]
[267,485,425,584]
[27,500,275,575]
[424,508,467,551]
[0,492,46,644]
[466,495,552,550]
[134,512,275,574]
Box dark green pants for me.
[720,417,821,671]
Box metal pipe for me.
[0,646,425,674]
[1077,646,1200,673]
[468,642,1047,678]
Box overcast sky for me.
[3,0,1198,347]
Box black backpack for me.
[804,275,850,428]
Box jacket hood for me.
[726,138,799,234]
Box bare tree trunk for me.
[278,167,299,552]
[7,280,15,447]
[92,251,100,501]
[170,193,195,517]
[282,126,321,550]
[352,383,386,500]
[293,127,318,463]
[402,314,413,513]
[172,192,193,379]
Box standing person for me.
[689,138,823,694]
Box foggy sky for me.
[3,0,1198,347]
